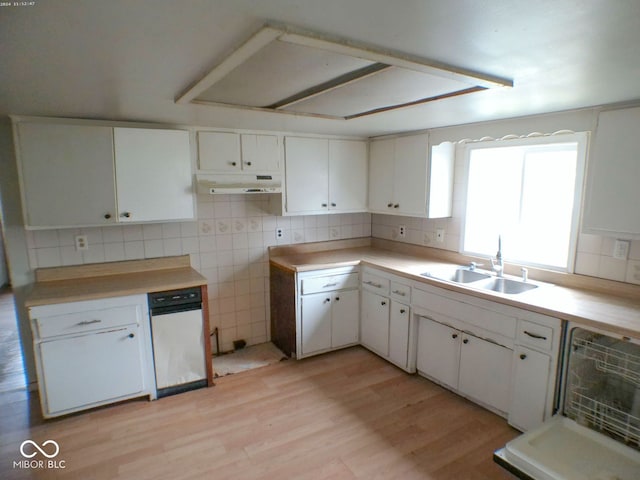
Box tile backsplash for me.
[25,194,371,352]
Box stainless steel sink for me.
[422,268,492,283]
[473,277,539,294]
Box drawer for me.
[301,272,359,295]
[390,281,411,303]
[517,320,553,351]
[34,304,142,339]
[361,272,390,295]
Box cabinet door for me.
[393,134,428,216]
[509,347,551,431]
[197,131,241,172]
[17,122,117,227]
[331,289,359,348]
[583,107,640,236]
[300,293,332,355]
[284,137,329,214]
[39,325,144,414]
[417,316,460,390]
[241,134,280,172]
[329,139,368,212]
[368,138,395,213]
[360,290,390,356]
[389,301,410,369]
[114,128,194,222]
[458,333,513,414]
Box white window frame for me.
[459,132,588,272]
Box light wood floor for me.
[0,288,26,393]
[0,346,519,479]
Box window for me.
[462,133,587,271]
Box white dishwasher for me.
[148,287,207,398]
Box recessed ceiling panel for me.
[178,25,512,119]
[283,67,475,117]
[196,40,375,107]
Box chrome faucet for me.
[490,235,504,277]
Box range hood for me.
[196,174,282,194]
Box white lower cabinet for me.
[413,283,561,425]
[458,332,513,414]
[30,294,155,418]
[39,324,145,413]
[297,267,360,358]
[416,316,460,390]
[361,290,390,356]
[509,346,552,431]
[360,267,415,372]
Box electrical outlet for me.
[613,239,630,260]
[399,225,406,238]
[275,228,283,239]
[75,235,88,251]
[436,228,445,243]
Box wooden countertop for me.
[25,256,207,307]
[270,239,640,338]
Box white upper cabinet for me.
[329,140,368,212]
[16,123,117,227]
[197,131,280,173]
[15,120,195,228]
[582,107,640,237]
[113,128,194,223]
[284,136,367,215]
[369,132,454,218]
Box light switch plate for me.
[613,239,630,260]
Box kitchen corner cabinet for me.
[283,136,367,215]
[269,264,360,359]
[29,294,155,418]
[369,133,454,218]
[360,267,415,372]
[15,120,194,228]
[582,106,640,237]
[197,131,280,173]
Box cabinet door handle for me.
[322,203,328,207]
[121,212,131,218]
[104,213,112,219]
[335,297,340,301]
[452,333,458,339]
[394,204,400,208]
[463,338,469,344]
[524,330,547,340]
[381,301,387,306]
[331,203,336,207]
[391,290,406,296]
[245,161,252,166]
[322,283,338,288]
[78,319,102,326]
[364,281,382,288]
[400,309,406,314]
[128,333,135,339]
[231,161,237,166]
[325,298,331,303]
[387,203,393,208]
[519,353,527,360]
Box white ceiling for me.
[1,0,639,137]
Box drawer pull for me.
[77,319,102,326]
[463,338,469,344]
[520,353,527,360]
[392,290,406,296]
[400,309,406,314]
[128,333,135,339]
[452,333,458,339]
[381,301,387,306]
[524,330,547,341]
[364,281,383,288]
[325,298,331,303]
[322,282,338,288]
